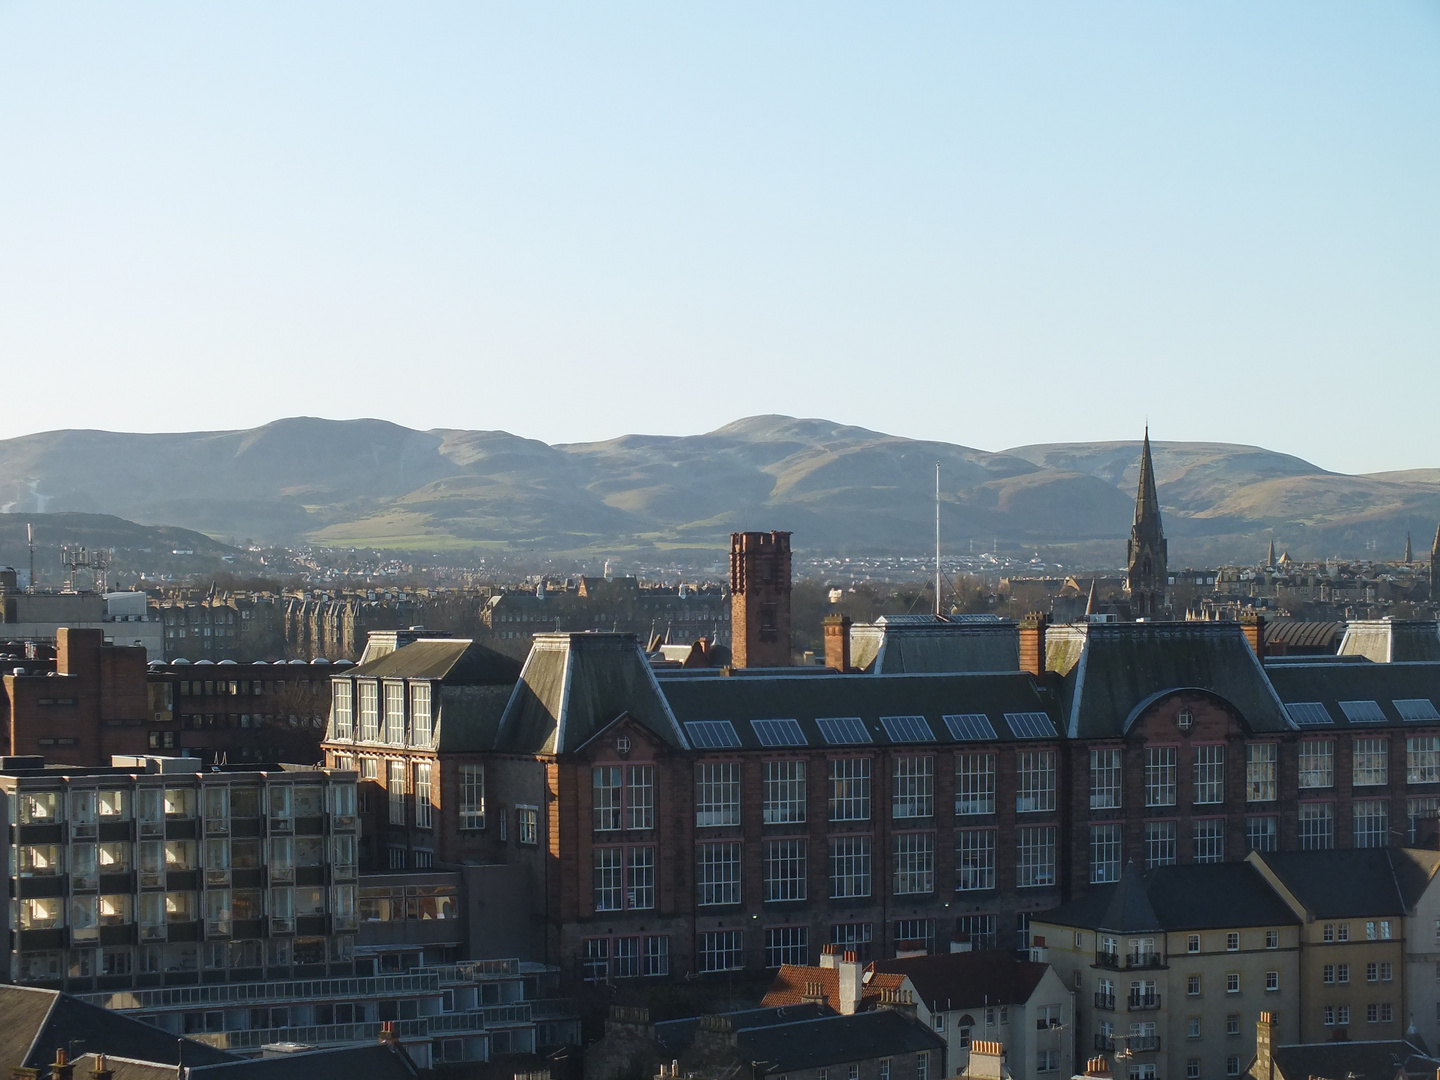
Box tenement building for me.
[320,611,1440,985]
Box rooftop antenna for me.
[935,462,941,617]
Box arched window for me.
[956,1013,975,1048]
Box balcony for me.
[1127,993,1161,1011]
[1095,951,1121,969]
[1093,993,1116,1011]
[1128,1035,1162,1053]
[1093,1035,1115,1052]
[1127,952,1165,970]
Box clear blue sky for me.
[1,3,1437,473]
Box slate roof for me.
[871,950,1050,1011]
[1340,621,1440,664]
[346,639,520,684]
[494,633,688,754]
[1037,862,1298,933]
[763,964,907,1010]
[849,619,1019,675]
[653,1004,832,1055]
[1251,849,1433,918]
[1264,662,1440,728]
[1265,620,1345,652]
[0,986,233,1076]
[1270,1040,1439,1080]
[736,1011,945,1074]
[1052,622,1289,738]
[658,671,1058,748]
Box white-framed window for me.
[384,682,405,745]
[1145,747,1176,807]
[892,832,935,895]
[1145,821,1176,867]
[957,829,996,891]
[1193,818,1225,863]
[829,758,872,821]
[645,935,670,976]
[1226,932,1240,951]
[697,842,742,905]
[893,756,934,818]
[459,765,484,830]
[517,804,539,845]
[626,765,655,830]
[414,762,433,829]
[1299,740,1335,788]
[765,926,809,967]
[764,839,808,902]
[1266,971,1280,991]
[763,760,806,824]
[1246,815,1278,852]
[1016,750,1056,813]
[594,766,622,831]
[1247,743,1277,802]
[1299,803,1335,850]
[593,847,624,911]
[1408,737,1440,784]
[332,683,353,740]
[1226,1058,1240,1078]
[697,930,744,972]
[697,763,741,828]
[1193,745,1225,804]
[1016,826,1056,888]
[829,835,872,898]
[1408,797,1438,844]
[1090,748,1122,810]
[387,761,406,825]
[358,681,379,741]
[1091,823,1123,883]
[917,1051,930,1080]
[628,845,656,909]
[409,682,432,746]
[1353,738,1389,787]
[1354,800,1389,848]
[1226,972,1240,993]
[1037,1051,1060,1073]
[956,753,996,815]
[957,915,995,952]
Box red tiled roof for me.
[762,965,907,1010]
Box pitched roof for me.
[1263,661,1440,728]
[1253,849,1421,918]
[1270,1040,1438,1080]
[658,669,1057,748]
[653,1004,833,1055]
[737,1011,945,1074]
[494,633,688,754]
[0,986,233,1075]
[1054,621,1289,738]
[1037,862,1298,933]
[1339,621,1440,664]
[762,965,906,1010]
[347,638,520,684]
[849,620,1020,675]
[187,1043,418,1080]
[871,950,1050,1011]
[1264,620,1345,651]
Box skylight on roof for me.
[1338,700,1386,724]
[816,716,871,745]
[1004,712,1058,739]
[684,720,742,749]
[944,713,998,741]
[1285,702,1334,727]
[880,715,934,743]
[751,718,807,747]
[1395,698,1440,722]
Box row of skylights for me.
[1395,698,1440,721]
[1286,699,1440,727]
[1338,700,1386,724]
[687,711,1063,748]
[1285,702,1334,726]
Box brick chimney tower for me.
[730,531,792,668]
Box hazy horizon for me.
[3,4,1437,473]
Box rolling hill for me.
[0,416,1436,566]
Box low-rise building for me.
[1032,862,1302,1080]
[1247,1010,1439,1080]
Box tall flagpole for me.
[935,463,941,617]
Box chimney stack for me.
[1241,612,1267,659]
[1019,613,1048,676]
[818,943,839,969]
[1255,1012,1275,1080]
[836,950,863,1016]
[967,1041,1007,1080]
[90,1057,113,1080]
[53,1049,74,1080]
[379,1021,399,1046]
[823,614,852,673]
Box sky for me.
[1,3,1437,474]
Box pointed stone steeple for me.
[1266,537,1276,569]
[1431,522,1440,601]
[1086,577,1099,618]
[1405,532,1413,564]
[1125,428,1169,619]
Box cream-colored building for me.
[1247,848,1440,1046]
[1032,863,1301,1080]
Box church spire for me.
[1266,537,1276,569]
[1125,427,1169,619]
[1431,522,1440,602]
[1134,426,1162,528]
[1405,532,1413,563]
[1085,577,1099,618]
